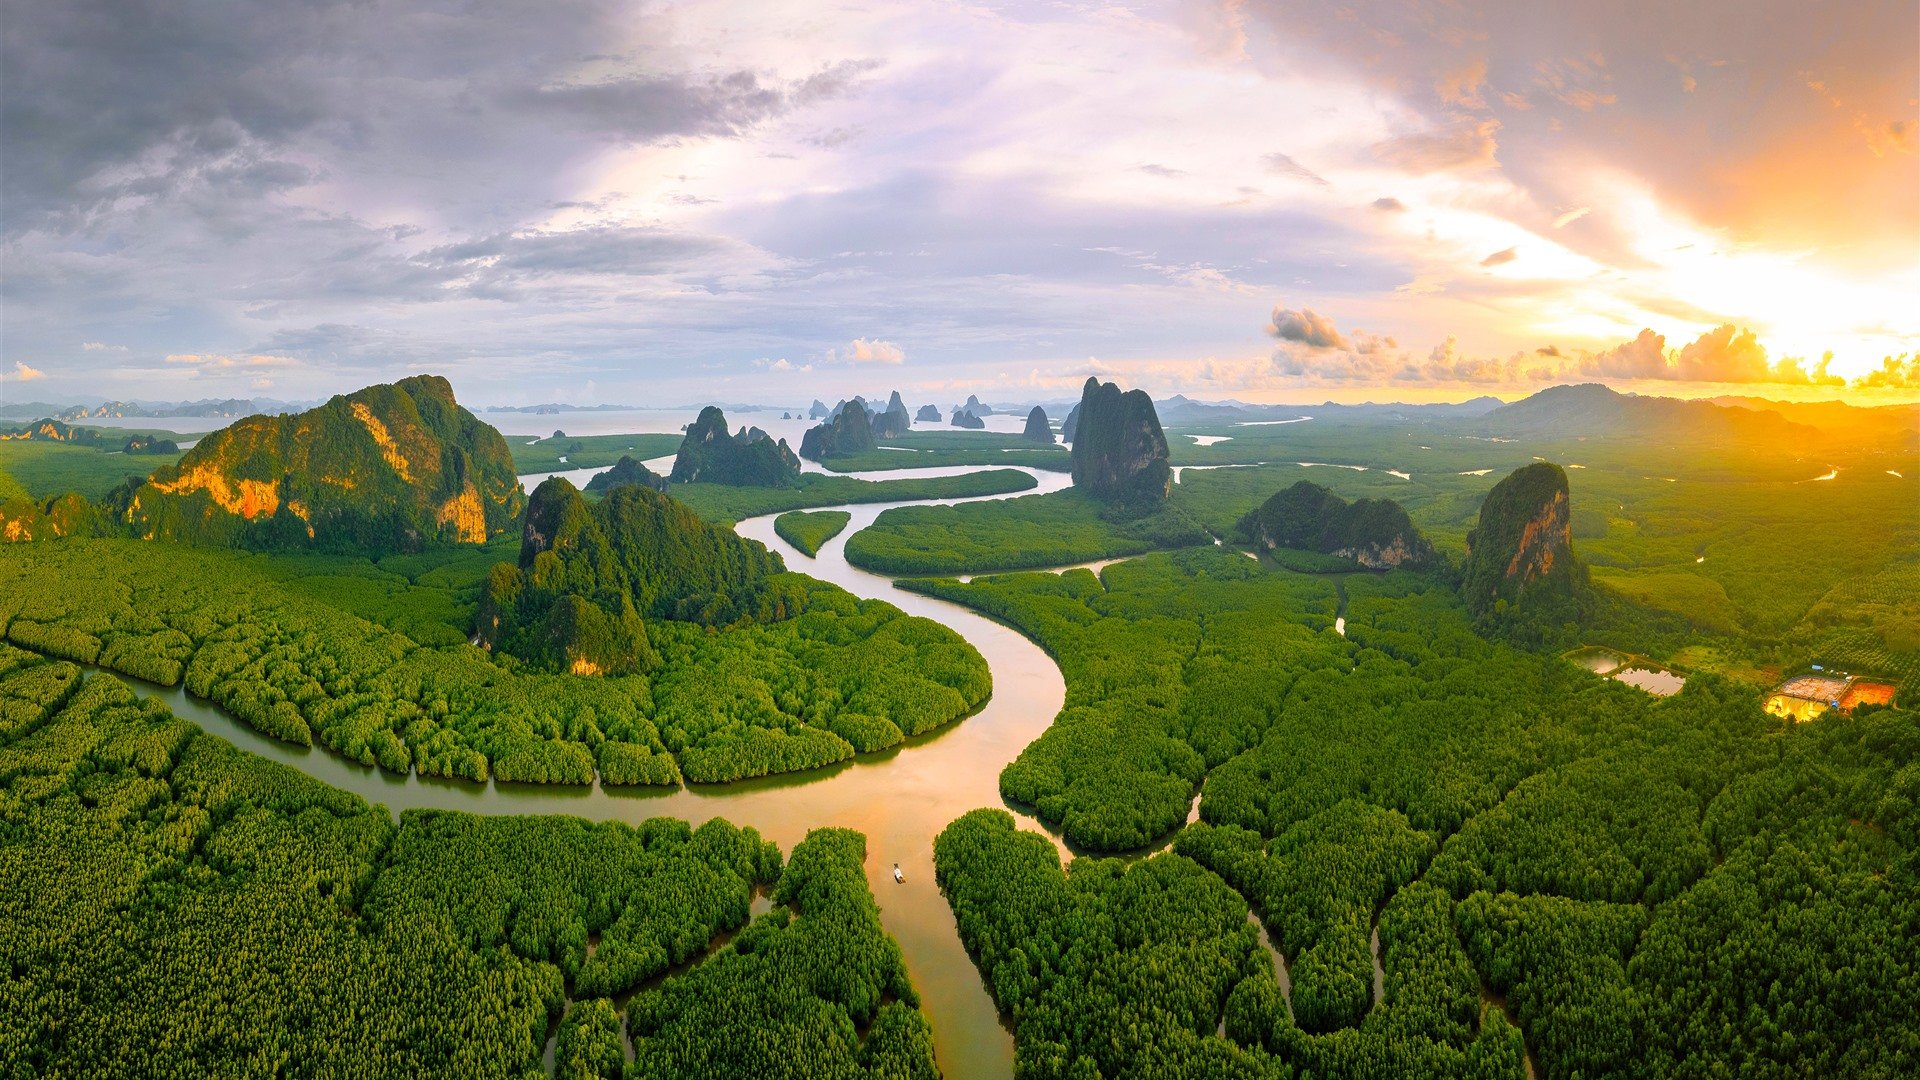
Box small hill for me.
[950,408,985,429]
[808,399,831,420]
[800,402,876,461]
[915,404,940,422]
[963,395,993,416]
[584,455,667,494]
[1021,406,1053,444]
[1069,377,1170,504]
[0,419,108,444]
[874,392,912,438]
[127,374,523,550]
[477,478,804,675]
[0,492,110,542]
[1239,481,1435,569]
[1462,462,1592,640]
[122,435,179,455]
[669,407,801,486]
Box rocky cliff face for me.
[126,374,523,551]
[0,492,110,543]
[1021,406,1053,444]
[1061,401,1081,442]
[915,404,941,423]
[800,401,876,461]
[1068,377,1171,504]
[1462,462,1591,634]
[478,478,802,674]
[1238,480,1435,569]
[669,407,801,486]
[873,391,911,439]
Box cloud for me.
[1137,163,1186,178]
[1371,118,1500,173]
[1435,58,1488,109]
[1262,153,1329,187]
[845,337,905,364]
[1266,306,1350,349]
[1479,247,1517,267]
[80,341,126,352]
[164,353,297,369]
[1578,329,1670,379]
[1371,197,1406,211]
[8,361,46,381]
[1550,207,1590,228]
[1571,325,1852,385]
[1855,354,1920,388]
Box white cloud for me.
[845,337,905,364]
[8,361,46,381]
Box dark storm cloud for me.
[0,0,852,233]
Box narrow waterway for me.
[95,463,1086,1079]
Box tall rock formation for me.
[478,478,803,674]
[915,404,940,422]
[1021,406,1054,444]
[963,395,993,416]
[669,407,801,486]
[1061,401,1081,442]
[1238,481,1435,569]
[808,400,831,419]
[1068,377,1171,504]
[127,374,523,551]
[950,408,985,429]
[873,391,912,438]
[1462,462,1591,638]
[800,401,876,461]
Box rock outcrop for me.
[1067,377,1170,504]
[1021,406,1053,443]
[950,408,985,430]
[963,395,993,416]
[915,404,941,423]
[669,407,801,486]
[1462,462,1591,636]
[800,401,876,461]
[126,374,523,551]
[1238,481,1435,569]
[584,455,668,494]
[0,492,111,543]
[1061,401,1081,442]
[873,391,912,438]
[808,399,831,419]
[122,434,180,455]
[478,478,803,674]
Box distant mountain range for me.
[0,397,319,421]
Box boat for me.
[892,863,905,884]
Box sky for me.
[2,0,1916,408]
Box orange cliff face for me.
[147,464,282,519]
[1505,488,1568,584]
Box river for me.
[105,461,1086,1078]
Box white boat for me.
[892,863,905,884]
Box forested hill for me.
[478,477,804,675]
[126,374,523,551]
[1472,383,1824,445]
[669,406,802,486]
[1239,481,1436,570]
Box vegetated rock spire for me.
[1461,461,1592,642]
[800,400,876,461]
[1068,376,1170,504]
[669,407,801,486]
[873,391,911,438]
[1021,406,1053,443]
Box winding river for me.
[113,462,1086,1078]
